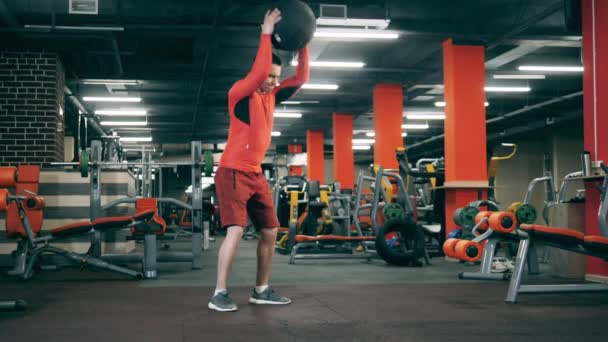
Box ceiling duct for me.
[318,4,390,29]
[69,0,98,15]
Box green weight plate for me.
[79,150,89,178]
[382,203,405,222]
[516,203,537,224]
[456,205,480,229]
[204,150,214,177]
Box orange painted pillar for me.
[442,38,488,236]
[373,84,403,170]
[288,144,303,176]
[306,130,325,183]
[582,0,608,277]
[332,113,355,190]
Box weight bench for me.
[289,234,375,264]
[1,165,149,280]
[505,224,608,303]
[100,197,204,278]
[2,189,152,280]
[505,165,608,303]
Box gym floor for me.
[1,239,607,342]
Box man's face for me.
[259,64,282,93]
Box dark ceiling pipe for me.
[486,1,564,50]
[110,35,123,76]
[408,110,582,159]
[64,86,108,137]
[407,90,583,150]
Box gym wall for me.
[494,125,584,221]
[0,51,66,165]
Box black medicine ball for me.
[271,0,317,51]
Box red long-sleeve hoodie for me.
[219,33,310,173]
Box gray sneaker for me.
[208,291,238,312]
[249,287,292,305]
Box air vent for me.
[320,4,347,18]
[69,0,98,15]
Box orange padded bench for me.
[519,224,585,246]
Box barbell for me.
[50,150,215,178]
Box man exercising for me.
[209,8,310,312]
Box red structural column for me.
[442,38,488,236]
[332,113,355,190]
[288,144,303,176]
[582,0,608,278]
[373,84,403,170]
[306,130,325,183]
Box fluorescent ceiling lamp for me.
[274,112,302,118]
[484,86,531,92]
[314,28,399,40]
[82,79,140,85]
[412,95,436,101]
[402,123,430,129]
[119,136,152,142]
[100,121,147,126]
[280,100,320,105]
[492,74,546,80]
[352,139,375,144]
[518,65,583,72]
[302,83,339,90]
[365,132,375,137]
[435,101,489,107]
[501,143,515,147]
[83,96,141,102]
[123,148,156,152]
[271,131,282,137]
[24,24,124,31]
[292,61,365,68]
[95,109,147,116]
[352,145,371,150]
[402,132,408,137]
[406,114,446,120]
[316,18,390,29]
[404,110,444,116]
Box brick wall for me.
[0,51,66,165]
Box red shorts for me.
[214,167,280,229]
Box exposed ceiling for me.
[0,0,584,160]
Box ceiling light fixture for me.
[292,61,365,68]
[492,74,546,80]
[352,139,375,144]
[95,109,147,116]
[402,123,430,129]
[405,114,446,120]
[518,65,583,72]
[352,145,371,150]
[316,18,390,29]
[274,112,302,118]
[302,83,339,90]
[484,86,531,92]
[314,28,399,40]
[280,101,320,105]
[435,101,489,107]
[82,79,140,85]
[271,131,282,137]
[100,121,147,126]
[365,132,375,137]
[119,136,152,142]
[83,96,142,102]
